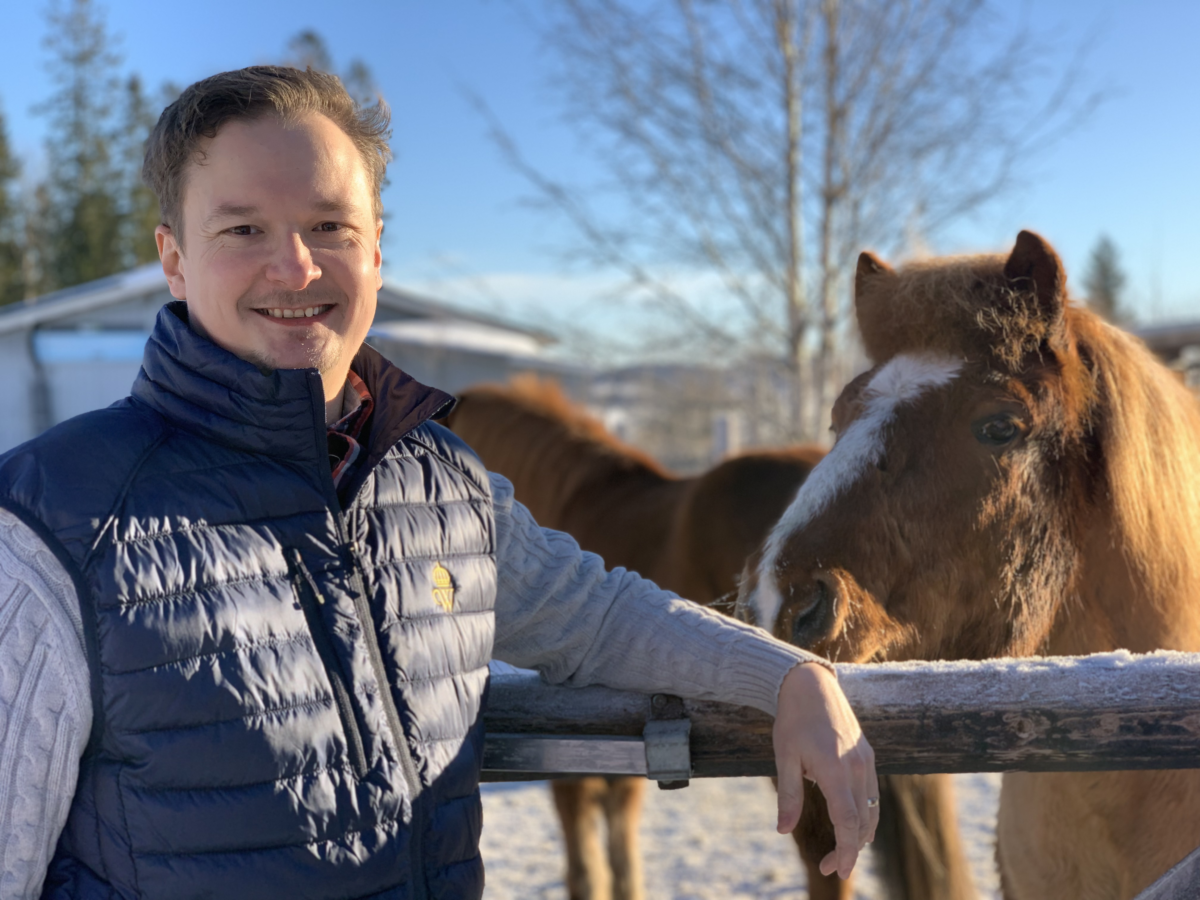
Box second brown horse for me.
[444,376,974,900]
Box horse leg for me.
[871,774,977,900]
[552,777,612,900]
[602,776,646,900]
[790,779,854,900]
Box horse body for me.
[740,231,1200,899]
[446,377,971,900]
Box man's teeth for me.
[262,305,332,319]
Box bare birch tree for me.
[481,0,1097,441]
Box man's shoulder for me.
[403,420,492,494]
[0,399,167,532]
[2,399,165,467]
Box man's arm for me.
[488,473,825,715]
[0,508,92,899]
[488,472,878,877]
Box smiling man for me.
[0,67,876,900]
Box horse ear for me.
[856,251,892,286]
[854,251,898,362]
[1003,230,1065,322]
[854,252,895,321]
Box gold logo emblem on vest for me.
[432,562,455,612]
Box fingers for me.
[774,743,805,834]
[771,662,880,880]
[846,741,871,849]
[863,740,880,844]
[813,764,863,880]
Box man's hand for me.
[773,661,878,881]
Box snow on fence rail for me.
[481,650,1200,781]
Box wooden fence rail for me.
[481,650,1200,780]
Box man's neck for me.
[324,372,351,424]
[325,391,344,425]
[322,360,356,424]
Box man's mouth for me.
[253,304,334,320]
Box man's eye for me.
[228,225,258,236]
[316,222,341,232]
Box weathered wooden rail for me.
[481,650,1200,780]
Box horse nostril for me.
[790,576,837,648]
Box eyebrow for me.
[312,199,358,214]
[203,199,360,227]
[204,203,258,227]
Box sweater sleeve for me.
[488,473,830,717]
[0,508,92,900]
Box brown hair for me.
[142,66,391,243]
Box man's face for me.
[157,112,382,390]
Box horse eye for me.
[973,415,1020,446]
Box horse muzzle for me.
[788,572,839,647]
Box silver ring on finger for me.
[866,796,879,808]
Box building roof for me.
[0,263,555,346]
[1134,320,1200,360]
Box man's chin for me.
[241,336,343,376]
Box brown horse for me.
[445,376,971,900]
[738,231,1200,899]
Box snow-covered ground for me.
[481,773,1002,899]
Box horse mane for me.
[1070,311,1200,608]
[443,375,671,526]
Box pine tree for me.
[0,103,25,306]
[285,30,380,107]
[286,30,334,74]
[1083,235,1128,324]
[36,0,125,292]
[117,73,162,267]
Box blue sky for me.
[1,0,1197,338]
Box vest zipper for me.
[286,547,369,780]
[344,529,429,900]
[310,364,427,897]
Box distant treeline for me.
[0,0,376,307]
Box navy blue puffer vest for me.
[0,303,496,900]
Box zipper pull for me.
[287,547,328,605]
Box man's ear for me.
[156,225,187,301]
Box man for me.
[0,67,876,899]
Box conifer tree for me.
[36,0,124,292]
[117,73,162,267]
[285,30,380,107]
[0,104,25,306]
[1083,234,1128,324]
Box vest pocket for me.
[286,548,369,779]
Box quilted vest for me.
[0,303,497,900]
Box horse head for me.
[738,230,1200,663]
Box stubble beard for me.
[239,287,348,376]
[242,330,343,376]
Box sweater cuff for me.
[719,632,835,718]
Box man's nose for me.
[266,232,321,291]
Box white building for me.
[0,264,575,453]
[1135,320,1200,390]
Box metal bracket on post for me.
[644,693,692,790]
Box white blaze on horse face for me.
[751,353,964,633]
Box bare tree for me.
[480,0,1097,441]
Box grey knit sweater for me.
[0,472,821,899]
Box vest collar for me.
[132,302,455,465]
